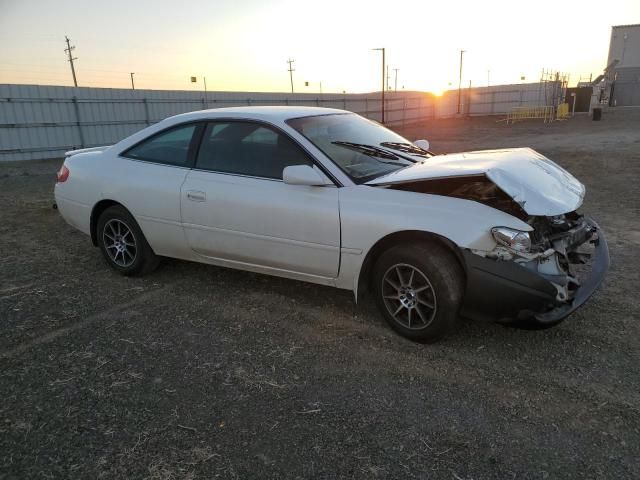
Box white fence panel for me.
[0,82,552,161]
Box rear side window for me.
[195,121,313,180]
[123,123,197,166]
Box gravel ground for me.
[1,109,639,479]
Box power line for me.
[0,67,70,76]
[2,58,212,77]
[287,59,295,94]
[64,36,78,87]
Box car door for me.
[180,120,340,278]
[114,122,203,258]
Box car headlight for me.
[491,227,531,253]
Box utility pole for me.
[130,72,135,90]
[64,36,78,87]
[287,59,295,94]
[487,69,490,87]
[372,48,385,123]
[203,76,207,94]
[393,68,399,93]
[457,49,465,114]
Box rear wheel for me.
[97,205,159,276]
[372,242,464,343]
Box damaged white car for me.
[54,107,609,342]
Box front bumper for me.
[534,218,609,324]
[460,218,609,325]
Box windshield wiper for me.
[379,142,430,157]
[331,141,404,161]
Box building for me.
[606,24,640,106]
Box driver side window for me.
[195,121,313,180]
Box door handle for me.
[186,190,206,202]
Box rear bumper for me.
[54,189,92,236]
[460,218,609,325]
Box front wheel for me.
[97,205,160,276]
[372,242,464,343]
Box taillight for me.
[56,165,70,183]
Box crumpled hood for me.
[366,147,585,216]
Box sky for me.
[0,0,639,94]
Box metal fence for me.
[0,82,552,161]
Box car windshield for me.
[286,113,429,184]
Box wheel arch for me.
[355,230,466,302]
[90,199,126,246]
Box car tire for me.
[372,242,464,343]
[96,205,160,276]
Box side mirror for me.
[414,139,430,151]
[283,165,327,186]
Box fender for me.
[334,185,532,296]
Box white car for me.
[54,106,609,342]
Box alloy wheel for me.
[103,219,137,267]
[381,263,437,330]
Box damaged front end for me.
[369,155,608,326]
[463,213,609,326]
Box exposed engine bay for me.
[383,174,528,220]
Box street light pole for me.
[457,49,466,114]
[373,48,385,123]
[386,65,390,91]
[130,72,135,90]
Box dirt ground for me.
[1,109,639,479]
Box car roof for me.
[166,106,350,124]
